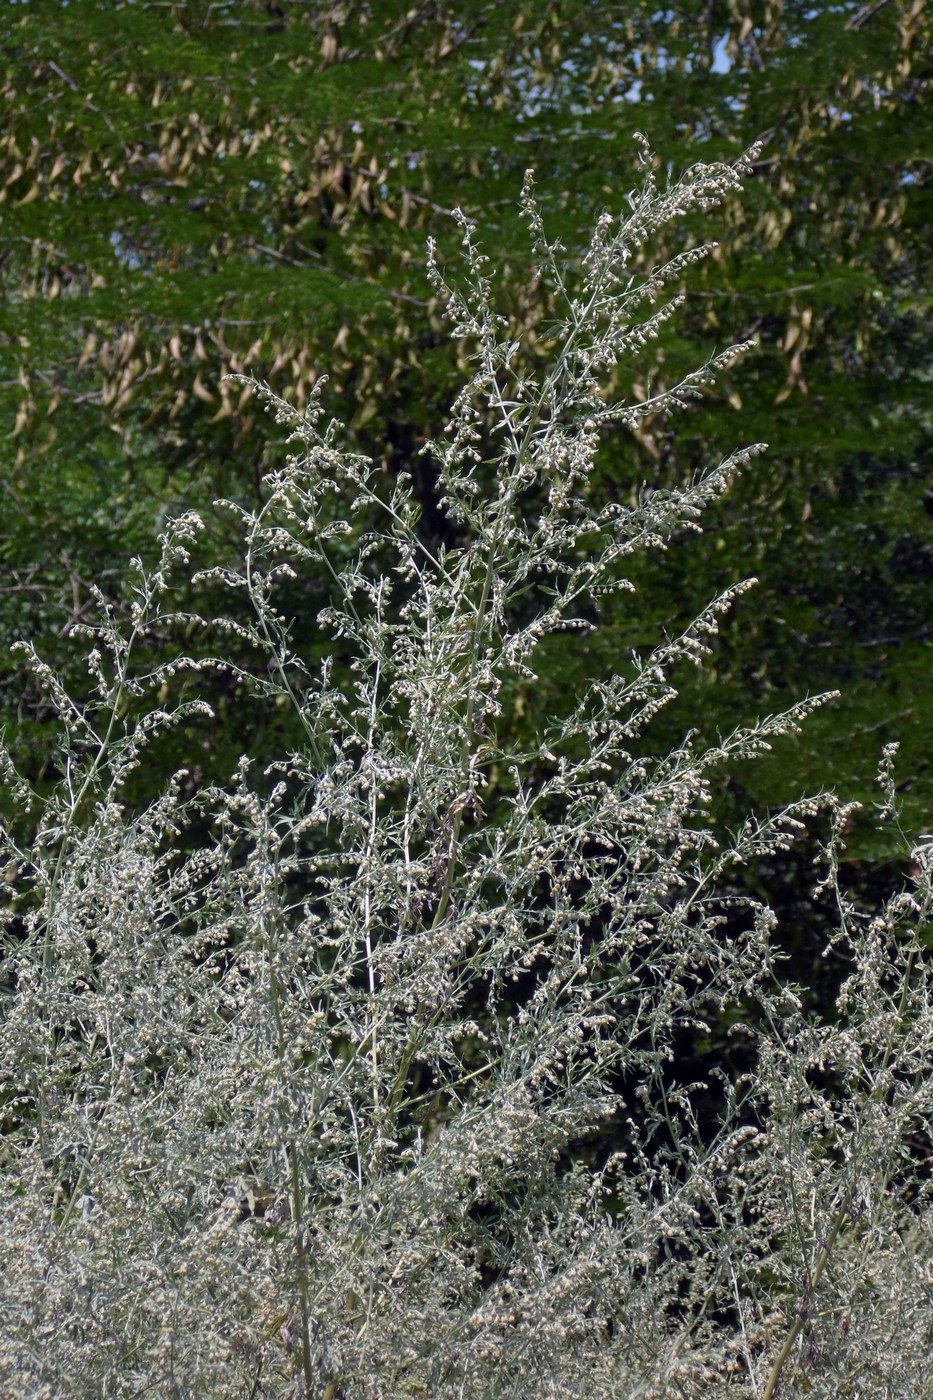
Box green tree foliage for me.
[1,0,930,840]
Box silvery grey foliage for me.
[1,145,931,1399]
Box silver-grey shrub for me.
[1,146,931,1399]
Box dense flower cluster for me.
[1,148,930,1398]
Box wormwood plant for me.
[1,145,931,1399]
